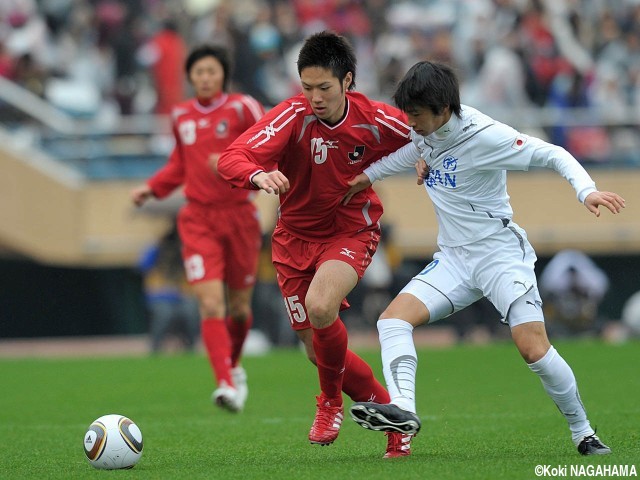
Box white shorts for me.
[400,223,542,326]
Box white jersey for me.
[364,105,597,247]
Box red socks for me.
[226,314,253,368]
[312,319,348,403]
[208,312,389,406]
[200,318,232,387]
[313,318,391,405]
[342,349,390,403]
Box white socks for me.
[379,321,594,444]
[377,319,417,414]
[528,346,595,444]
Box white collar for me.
[432,113,459,141]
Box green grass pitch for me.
[1,339,638,479]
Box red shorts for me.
[271,224,380,330]
[177,202,262,289]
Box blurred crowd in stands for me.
[2,0,638,347]
[2,0,640,164]
[0,0,637,109]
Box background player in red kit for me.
[217,31,413,457]
[131,45,265,413]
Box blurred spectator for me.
[110,9,144,114]
[247,4,288,105]
[190,1,236,48]
[539,250,610,336]
[328,0,371,37]
[273,0,301,50]
[12,52,46,96]
[546,67,611,164]
[519,0,570,106]
[621,290,640,337]
[138,221,200,353]
[292,0,334,33]
[462,26,532,111]
[2,0,640,166]
[137,19,186,114]
[0,42,16,78]
[251,232,297,346]
[3,0,49,70]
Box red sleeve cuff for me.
[249,170,265,188]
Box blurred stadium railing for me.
[0,77,638,267]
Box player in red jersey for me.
[217,31,413,457]
[131,45,265,413]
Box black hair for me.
[162,19,179,32]
[392,61,462,118]
[185,44,232,91]
[297,31,356,90]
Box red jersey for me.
[148,29,186,114]
[217,91,410,240]
[148,93,265,207]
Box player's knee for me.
[378,306,394,321]
[522,345,549,364]
[379,300,408,321]
[509,291,550,363]
[304,296,336,326]
[379,295,430,326]
[227,302,251,321]
[511,323,550,363]
[197,295,225,319]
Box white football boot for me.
[212,381,243,413]
[231,366,248,408]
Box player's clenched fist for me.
[130,184,153,207]
[251,171,290,195]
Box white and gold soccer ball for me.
[83,414,143,470]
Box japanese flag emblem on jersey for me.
[511,134,528,151]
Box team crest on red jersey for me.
[348,145,366,164]
[216,120,229,137]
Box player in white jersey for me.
[344,61,625,456]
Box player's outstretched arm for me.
[251,171,290,195]
[131,184,153,207]
[584,191,626,217]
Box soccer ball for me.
[83,414,143,470]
